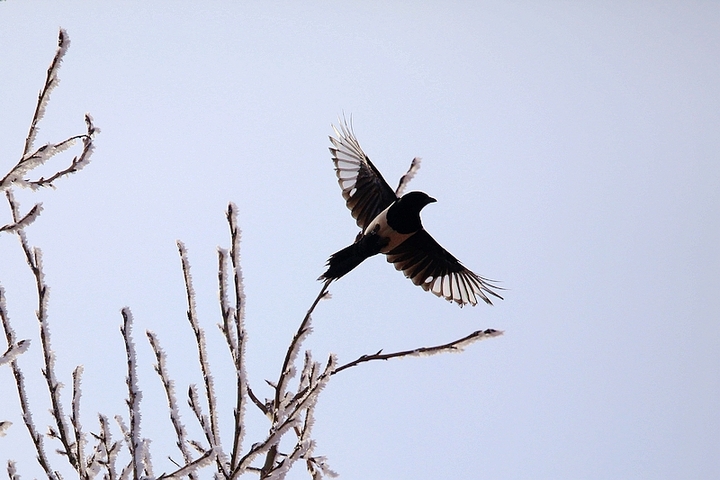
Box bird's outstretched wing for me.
[329,121,397,230]
[386,229,503,307]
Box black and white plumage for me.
[320,121,502,307]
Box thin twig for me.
[186,385,212,451]
[7,461,20,480]
[1,286,59,480]
[7,190,79,471]
[25,115,98,189]
[221,203,249,470]
[273,281,331,416]
[96,414,120,480]
[246,384,268,415]
[332,328,503,376]
[157,448,216,480]
[120,308,144,480]
[394,157,421,197]
[1,30,96,194]
[259,280,330,477]
[146,331,198,480]
[23,29,69,156]
[0,203,42,235]
[0,338,30,367]
[256,355,336,479]
[71,365,87,479]
[177,241,228,477]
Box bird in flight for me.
[319,120,502,307]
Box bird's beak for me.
[428,196,437,204]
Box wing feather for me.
[329,121,397,230]
[386,229,503,307]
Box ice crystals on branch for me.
[0,339,30,367]
[121,307,148,480]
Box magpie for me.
[319,120,503,307]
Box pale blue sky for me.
[1,2,719,479]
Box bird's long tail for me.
[319,234,385,281]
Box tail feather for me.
[319,234,386,280]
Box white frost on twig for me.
[0,203,43,234]
[0,421,11,437]
[147,330,197,477]
[395,157,422,197]
[159,448,216,480]
[6,460,20,480]
[0,339,31,367]
[220,203,251,470]
[177,240,227,475]
[1,30,97,196]
[120,308,145,480]
[71,365,86,478]
[23,28,70,157]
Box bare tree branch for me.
[395,157,421,197]
[1,30,97,195]
[6,190,79,472]
[146,331,198,480]
[332,328,503,376]
[1,286,59,480]
[120,308,144,480]
[70,366,87,480]
[22,29,69,157]
[0,203,42,235]
[25,115,98,190]
[6,460,20,480]
[156,448,216,480]
[258,280,330,478]
[177,241,228,477]
[217,203,251,471]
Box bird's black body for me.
[321,191,436,280]
[320,120,502,307]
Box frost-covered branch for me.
[0,27,109,480]
[186,384,212,454]
[0,29,97,195]
[0,203,42,235]
[6,189,81,472]
[0,286,58,480]
[394,157,421,197]
[146,331,198,480]
[22,29,70,157]
[24,115,98,190]
[273,281,331,418]
[70,366,87,480]
[0,339,30,368]
[256,354,336,479]
[257,280,330,478]
[177,241,228,476]
[6,461,20,480]
[156,448,216,480]
[91,414,121,480]
[120,308,145,480]
[217,202,249,471]
[332,328,503,376]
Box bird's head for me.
[400,191,437,211]
[386,191,437,233]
